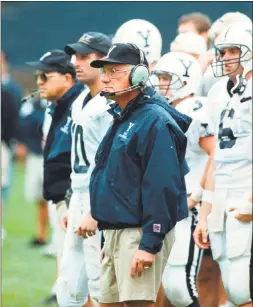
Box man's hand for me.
[130,249,155,278]
[228,198,252,223]
[61,214,68,231]
[228,209,252,222]
[77,212,98,239]
[193,219,210,249]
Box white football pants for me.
[162,207,203,307]
[56,191,100,307]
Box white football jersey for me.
[70,89,115,193]
[207,77,252,189]
[176,96,214,194]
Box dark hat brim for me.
[64,42,95,55]
[26,61,53,72]
[90,57,127,68]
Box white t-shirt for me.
[176,96,214,194]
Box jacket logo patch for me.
[119,122,135,139]
[60,116,72,134]
[153,224,161,233]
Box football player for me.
[152,51,216,307]
[194,22,252,307]
[198,12,252,97]
[56,32,116,307]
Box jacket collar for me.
[57,81,84,106]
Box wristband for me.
[202,189,214,204]
[190,186,203,202]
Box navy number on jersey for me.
[218,108,237,149]
[193,100,203,111]
[73,124,90,173]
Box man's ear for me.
[65,73,74,82]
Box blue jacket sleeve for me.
[139,120,184,254]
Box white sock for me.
[48,201,57,247]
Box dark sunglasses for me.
[34,72,48,82]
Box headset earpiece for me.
[129,47,149,86]
[129,65,149,86]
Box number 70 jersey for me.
[70,89,116,193]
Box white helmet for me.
[211,21,252,77]
[113,19,162,65]
[152,52,203,101]
[170,32,207,56]
[209,12,252,45]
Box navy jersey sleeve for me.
[139,121,184,254]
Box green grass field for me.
[2,162,57,307]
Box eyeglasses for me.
[34,72,60,82]
[99,67,132,79]
[34,72,48,82]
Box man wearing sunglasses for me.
[55,32,116,307]
[27,49,85,305]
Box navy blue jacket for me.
[90,87,191,254]
[19,97,47,155]
[43,81,84,203]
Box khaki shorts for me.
[100,227,175,303]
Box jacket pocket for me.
[107,179,136,210]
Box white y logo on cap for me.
[40,52,52,61]
[106,45,117,58]
[79,34,94,44]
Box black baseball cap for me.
[26,49,76,75]
[64,32,112,56]
[90,43,149,68]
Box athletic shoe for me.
[30,237,46,246]
[40,294,57,305]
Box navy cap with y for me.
[64,32,112,56]
[90,43,149,68]
[26,49,76,75]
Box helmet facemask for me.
[151,70,184,101]
[211,44,251,77]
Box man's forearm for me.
[199,202,212,221]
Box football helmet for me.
[112,19,162,65]
[209,12,252,46]
[211,21,252,77]
[152,52,203,101]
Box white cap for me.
[170,32,207,55]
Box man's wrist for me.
[202,189,214,204]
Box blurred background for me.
[1,1,252,307]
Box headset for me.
[100,44,149,97]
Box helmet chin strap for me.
[231,74,247,95]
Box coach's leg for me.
[154,284,173,307]
[100,304,122,307]
[124,301,154,307]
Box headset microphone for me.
[100,83,144,97]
